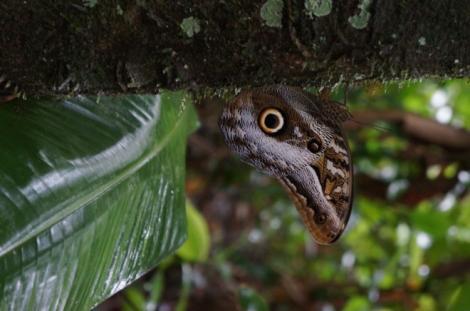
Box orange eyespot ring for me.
[258,108,284,134]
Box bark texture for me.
[0,0,469,96]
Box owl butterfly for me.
[219,85,353,244]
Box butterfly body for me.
[219,85,353,244]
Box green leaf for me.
[342,296,370,311]
[416,294,436,311]
[448,282,470,311]
[239,286,268,311]
[176,200,211,262]
[410,207,450,239]
[123,287,146,311]
[443,163,459,179]
[0,92,198,310]
[175,264,193,311]
[148,270,165,307]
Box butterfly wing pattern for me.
[219,85,353,244]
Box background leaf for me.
[0,92,198,310]
[176,200,211,262]
[448,282,470,311]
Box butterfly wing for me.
[220,85,353,244]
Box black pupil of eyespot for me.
[264,113,279,129]
[308,138,321,153]
[315,213,327,224]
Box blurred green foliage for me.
[239,286,269,311]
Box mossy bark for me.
[0,0,468,96]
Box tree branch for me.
[433,259,470,279]
[345,110,470,151]
[0,1,468,97]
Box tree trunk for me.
[0,0,468,96]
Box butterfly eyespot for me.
[258,108,285,134]
[307,138,322,153]
[314,212,328,224]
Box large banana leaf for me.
[0,92,198,310]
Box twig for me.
[345,110,470,150]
